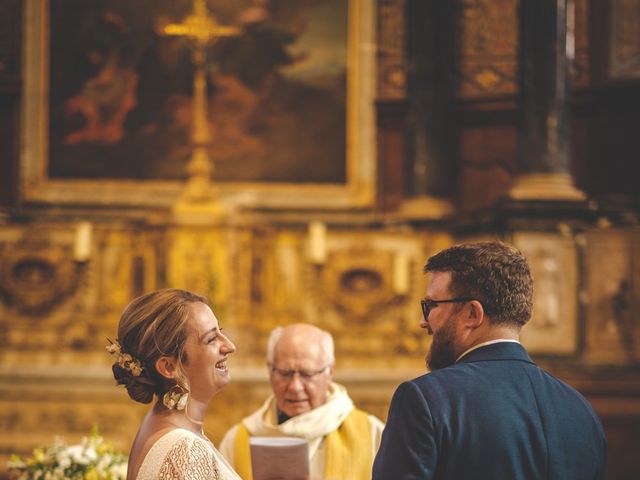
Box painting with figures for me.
[48,0,347,184]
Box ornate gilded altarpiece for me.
[0,216,451,472]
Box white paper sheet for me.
[249,436,309,480]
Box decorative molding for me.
[396,196,454,220]
[377,0,407,100]
[456,0,518,98]
[508,173,587,201]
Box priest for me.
[219,323,384,480]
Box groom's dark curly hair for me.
[424,241,533,327]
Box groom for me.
[373,241,607,480]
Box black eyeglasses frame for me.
[420,297,476,319]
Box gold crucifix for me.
[164,0,239,216]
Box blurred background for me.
[0,0,639,478]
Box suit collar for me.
[456,339,520,361]
[456,341,534,364]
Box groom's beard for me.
[426,316,457,371]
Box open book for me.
[249,436,309,480]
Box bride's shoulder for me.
[135,428,220,480]
[127,426,182,480]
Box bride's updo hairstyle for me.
[111,288,207,404]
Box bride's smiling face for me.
[181,302,236,401]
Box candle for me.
[393,252,410,295]
[308,221,327,264]
[74,222,93,262]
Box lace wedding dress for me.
[136,428,241,480]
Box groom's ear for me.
[155,356,176,380]
[464,300,485,329]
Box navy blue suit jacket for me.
[373,342,606,480]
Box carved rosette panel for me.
[322,249,396,319]
[377,0,407,100]
[0,243,78,315]
[455,0,518,98]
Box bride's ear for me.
[155,356,177,380]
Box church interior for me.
[1,0,639,478]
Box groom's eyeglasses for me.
[421,298,475,319]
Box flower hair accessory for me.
[163,384,189,411]
[106,338,144,377]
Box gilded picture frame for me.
[21,0,376,209]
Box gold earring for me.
[162,384,189,411]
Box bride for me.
[107,288,241,480]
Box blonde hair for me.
[111,288,207,404]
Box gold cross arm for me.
[163,0,239,44]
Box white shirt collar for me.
[456,339,521,362]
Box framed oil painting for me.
[21,0,375,209]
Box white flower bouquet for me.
[7,429,127,480]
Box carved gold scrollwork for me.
[0,245,79,314]
[322,249,396,318]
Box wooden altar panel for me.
[455,0,519,99]
[513,231,579,355]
